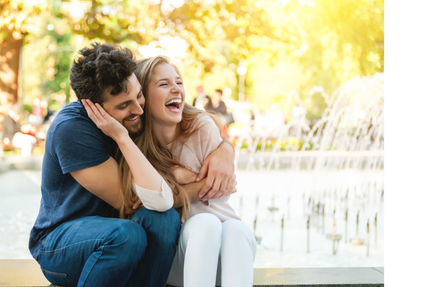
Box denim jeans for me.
[37,207,181,287]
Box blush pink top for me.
[168,113,240,222]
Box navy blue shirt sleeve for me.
[52,118,111,174]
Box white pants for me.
[167,213,257,287]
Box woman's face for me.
[147,63,185,127]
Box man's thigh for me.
[37,216,139,285]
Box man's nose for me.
[131,99,144,115]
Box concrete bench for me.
[0,259,384,287]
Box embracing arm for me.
[196,136,237,201]
[172,178,207,208]
[71,157,124,211]
[82,99,173,211]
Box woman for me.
[85,56,256,287]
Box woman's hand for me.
[82,99,129,142]
[171,165,198,185]
[132,193,143,210]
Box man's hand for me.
[171,165,199,185]
[196,138,237,201]
[173,178,207,208]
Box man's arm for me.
[71,157,128,211]
[79,99,173,213]
[196,137,236,201]
[172,179,206,208]
[71,157,144,214]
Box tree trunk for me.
[0,39,22,116]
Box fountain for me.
[366,219,370,256]
[268,193,279,222]
[280,215,284,251]
[350,211,364,245]
[374,213,378,248]
[1,74,385,268]
[326,217,342,255]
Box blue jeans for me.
[37,207,181,287]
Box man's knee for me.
[152,208,181,244]
[130,207,181,245]
[107,220,147,262]
[162,207,182,230]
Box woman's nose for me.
[171,83,182,93]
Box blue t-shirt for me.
[29,101,119,260]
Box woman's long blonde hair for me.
[116,55,222,219]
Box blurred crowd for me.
[1,98,61,156]
[192,86,235,138]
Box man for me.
[29,42,236,287]
[206,89,227,115]
[206,89,233,138]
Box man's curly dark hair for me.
[70,42,137,104]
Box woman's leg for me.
[219,219,257,287]
[167,213,222,287]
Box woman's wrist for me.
[115,133,133,147]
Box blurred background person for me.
[1,104,37,156]
[206,89,234,138]
[207,89,227,115]
[28,97,45,127]
[41,99,54,125]
[192,85,212,111]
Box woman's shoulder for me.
[195,112,212,122]
[194,113,219,134]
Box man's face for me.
[102,73,145,137]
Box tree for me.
[0,0,46,113]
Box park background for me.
[1,0,385,266]
[1,0,428,285]
[0,0,383,119]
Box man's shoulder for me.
[47,101,106,146]
[54,101,86,121]
[51,102,95,130]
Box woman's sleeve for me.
[198,115,223,160]
[134,178,174,212]
[196,115,231,206]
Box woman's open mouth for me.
[165,98,182,113]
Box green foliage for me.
[4,0,384,116]
[0,0,48,44]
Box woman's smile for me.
[165,97,182,114]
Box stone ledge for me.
[253,267,384,287]
[0,260,383,287]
